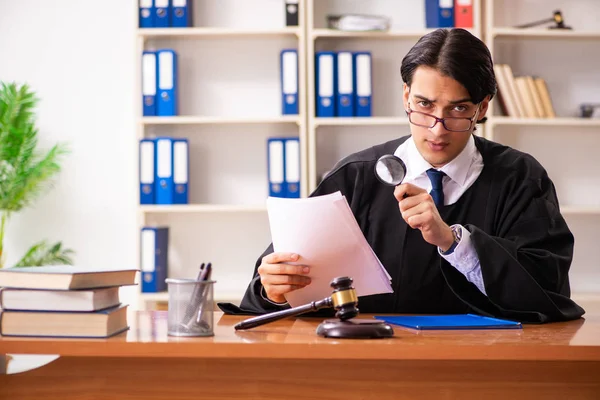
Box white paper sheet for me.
[266,191,393,308]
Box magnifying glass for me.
[374,154,407,186]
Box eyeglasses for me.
[406,103,481,132]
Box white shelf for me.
[490,117,600,127]
[141,116,300,125]
[312,29,433,39]
[311,28,476,39]
[561,206,600,215]
[314,117,409,127]
[140,204,267,213]
[492,28,600,39]
[137,27,300,38]
[311,28,480,39]
[139,292,242,304]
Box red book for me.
[454,0,473,28]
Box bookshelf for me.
[484,0,600,293]
[135,0,307,309]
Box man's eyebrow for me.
[412,94,473,104]
[449,97,473,104]
[413,94,434,102]
[412,94,473,105]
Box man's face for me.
[402,66,489,168]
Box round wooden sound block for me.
[316,318,394,339]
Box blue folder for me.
[157,49,178,116]
[374,314,522,330]
[139,0,155,28]
[140,226,169,293]
[425,0,455,28]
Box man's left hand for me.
[394,183,455,251]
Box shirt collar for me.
[394,135,477,187]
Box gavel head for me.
[329,276,359,321]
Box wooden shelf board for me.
[141,116,300,125]
[138,27,300,38]
[139,292,242,304]
[140,204,267,213]
[314,117,410,126]
[490,117,600,127]
[492,28,600,39]
[561,206,600,215]
[311,28,476,39]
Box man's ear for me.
[403,83,410,113]
[478,95,491,121]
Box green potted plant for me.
[0,81,75,269]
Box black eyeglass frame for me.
[406,102,482,132]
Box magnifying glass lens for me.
[374,155,407,186]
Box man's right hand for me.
[257,252,311,304]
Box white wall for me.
[0,1,139,303]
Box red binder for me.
[454,0,473,28]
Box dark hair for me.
[400,28,497,124]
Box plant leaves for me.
[0,82,69,212]
[14,240,75,267]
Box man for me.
[234,28,585,323]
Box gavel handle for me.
[514,17,554,29]
[234,297,332,330]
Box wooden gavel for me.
[234,276,359,330]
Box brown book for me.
[0,304,129,338]
[0,265,138,290]
[525,76,545,118]
[501,65,526,118]
[0,286,120,312]
[534,78,556,118]
[493,64,518,117]
[514,77,537,118]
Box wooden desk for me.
[1,303,600,400]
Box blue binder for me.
[284,138,300,198]
[172,0,193,27]
[425,0,455,28]
[353,52,372,117]
[374,314,523,330]
[336,51,354,117]
[315,51,336,117]
[172,138,189,204]
[139,139,156,204]
[267,138,286,198]
[280,49,299,115]
[142,51,157,116]
[157,49,178,116]
[155,137,174,204]
[153,0,170,27]
[141,226,169,293]
[139,0,155,28]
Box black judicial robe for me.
[224,135,585,323]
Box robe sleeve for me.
[440,161,585,323]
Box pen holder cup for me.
[165,278,216,337]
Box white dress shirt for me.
[394,135,487,296]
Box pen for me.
[182,263,205,323]
[195,262,212,325]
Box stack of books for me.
[494,64,556,118]
[0,265,138,338]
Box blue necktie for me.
[426,168,445,207]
